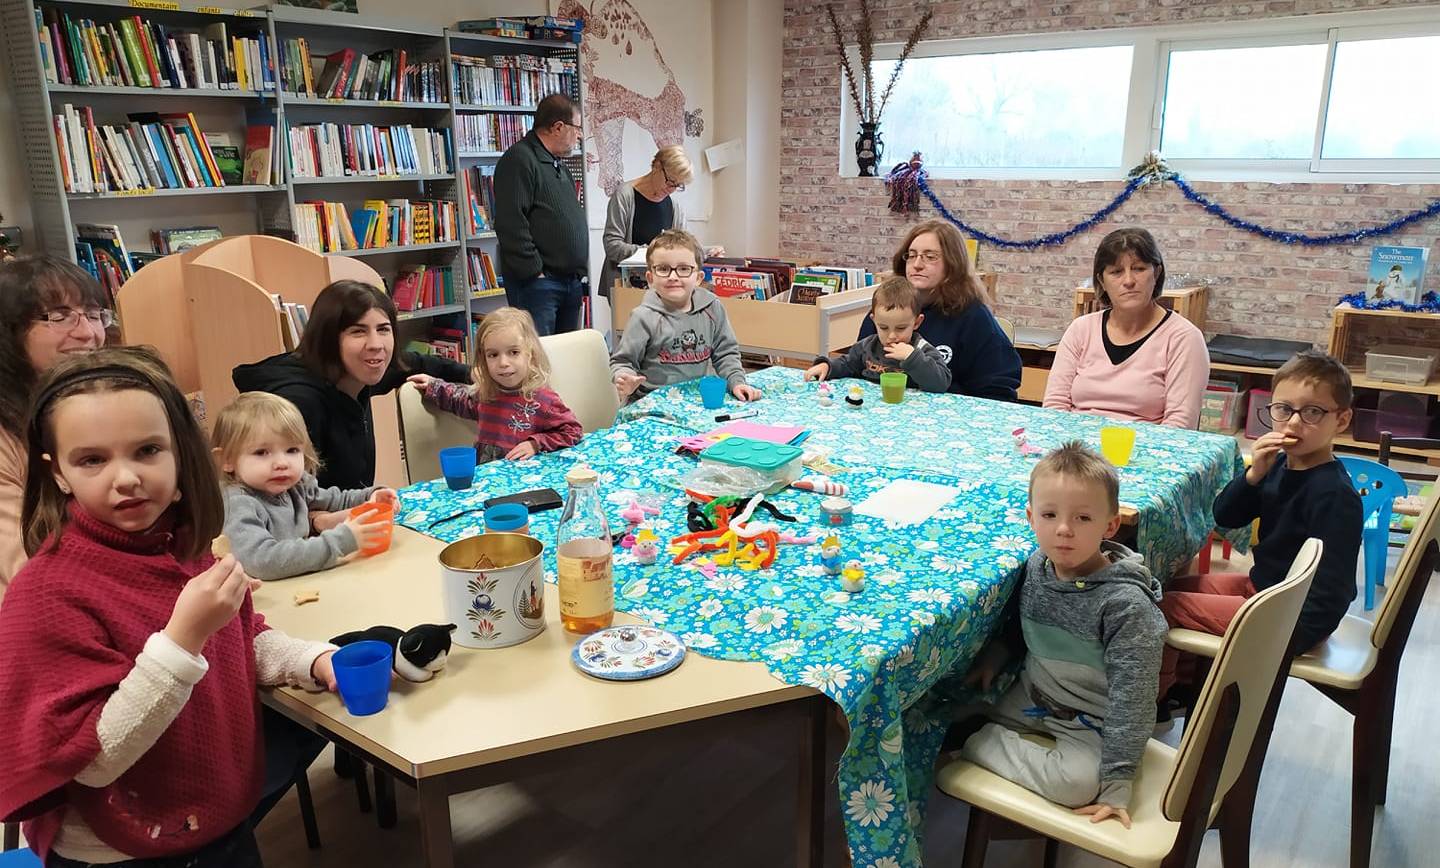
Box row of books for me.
[790,266,875,303]
[284,42,445,104]
[456,113,530,155]
[73,223,134,303]
[450,54,577,107]
[461,165,496,235]
[393,264,460,312]
[53,105,229,193]
[457,16,584,43]
[292,197,459,254]
[407,331,466,363]
[287,123,452,179]
[272,296,311,351]
[466,249,500,293]
[39,10,274,92]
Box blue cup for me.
[438,446,477,490]
[484,502,529,533]
[698,375,727,410]
[332,640,393,716]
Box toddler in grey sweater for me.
[214,393,396,581]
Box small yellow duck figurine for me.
[840,559,866,593]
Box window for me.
[1159,44,1328,160]
[871,45,1133,169]
[844,8,1440,181]
[1322,35,1440,160]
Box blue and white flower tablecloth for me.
[396,372,1247,868]
[620,366,1251,579]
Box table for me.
[618,366,1251,579]
[253,527,826,868]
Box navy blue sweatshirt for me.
[858,301,1020,401]
[1212,455,1362,650]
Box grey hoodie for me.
[610,285,747,399]
[821,334,952,393]
[223,474,374,581]
[1007,541,1166,808]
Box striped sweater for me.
[422,382,583,464]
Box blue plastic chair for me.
[1338,456,1407,611]
[0,847,39,867]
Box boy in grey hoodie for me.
[803,276,952,393]
[961,441,1166,828]
[611,229,762,403]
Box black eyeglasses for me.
[650,265,697,278]
[1259,402,1337,427]
[661,166,686,192]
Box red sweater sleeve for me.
[528,389,583,453]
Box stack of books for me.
[287,123,452,178]
[37,10,275,91]
[281,43,445,103]
[52,106,229,193]
[392,264,459,311]
[467,249,500,295]
[456,16,584,44]
[456,113,531,154]
[450,54,578,106]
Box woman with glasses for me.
[600,145,719,299]
[857,219,1021,400]
[1044,228,1209,428]
[0,255,112,597]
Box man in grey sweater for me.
[961,442,1167,828]
[493,93,589,335]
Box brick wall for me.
[781,0,1440,346]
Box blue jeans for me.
[507,274,585,336]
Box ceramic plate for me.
[571,625,686,681]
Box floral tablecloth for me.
[619,366,1251,579]
[396,375,1247,868]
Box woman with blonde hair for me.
[601,145,719,297]
[856,219,1021,400]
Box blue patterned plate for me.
[571,625,686,681]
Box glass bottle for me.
[556,464,614,634]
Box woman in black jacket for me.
[233,280,470,490]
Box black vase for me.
[855,122,884,177]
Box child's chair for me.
[1337,456,1407,611]
[0,825,38,867]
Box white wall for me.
[710,0,781,257]
[0,36,34,245]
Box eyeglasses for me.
[561,120,582,132]
[650,264,697,278]
[660,165,686,192]
[35,307,115,330]
[904,250,942,264]
[1259,402,1336,427]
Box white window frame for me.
[843,7,1440,183]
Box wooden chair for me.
[994,315,1016,344]
[1166,490,1439,868]
[936,539,1322,868]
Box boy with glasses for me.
[1156,349,1362,714]
[610,229,760,403]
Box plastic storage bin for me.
[1364,344,1438,385]
[1350,391,1437,443]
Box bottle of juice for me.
[556,464,614,634]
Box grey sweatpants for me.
[961,673,1103,808]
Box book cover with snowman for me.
[1366,246,1428,305]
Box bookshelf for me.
[3,2,589,360]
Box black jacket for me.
[232,351,470,490]
[492,131,588,286]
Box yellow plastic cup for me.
[1099,426,1136,467]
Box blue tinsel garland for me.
[1338,291,1440,314]
[900,152,1440,253]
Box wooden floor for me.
[249,543,1440,868]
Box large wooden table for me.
[254,527,826,868]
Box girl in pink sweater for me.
[1044,229,1209,428]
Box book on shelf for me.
[74,223,133,300]
[294,198,458,253]
[207,134,243,185]
[406,330,466,363]
[456,113,531,154]
[287,44,444,103]
[456,18,529,39]
[242,122,278,185]
[466,249,500,293]
[37,8,274,91]
[152,225,222,254]
[391,264,458,312]
[450,54,577,107]
[461,165,496,234]
[456,16,583,42]
[1366,246,1429,306]
[287,123,453,179]
[52,105,229,192]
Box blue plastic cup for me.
[698,375,727,410]
[332,640,393,716]
[438,446,477,490]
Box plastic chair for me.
[937,540,1321,868]
[1167,490,1438,868]
[993,315,1016,344]
[539,328,620,433]
[0,825,38,866]
[1337,456,1406,610]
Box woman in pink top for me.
[0,256,112,600]
[1044,228,1209,428]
